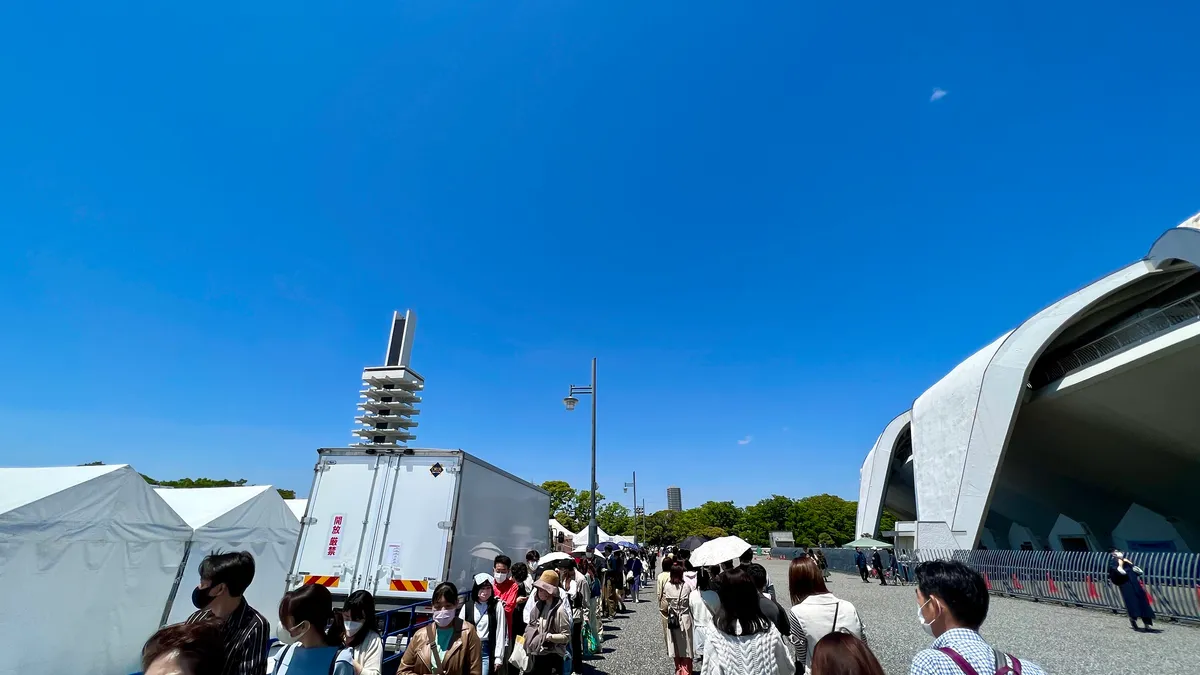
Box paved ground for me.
[582,560,1200,675]
[759,558,1200,675]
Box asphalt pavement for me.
[582,584,671,675]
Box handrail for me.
[1034,290,1200,387]
[377,591,471,664]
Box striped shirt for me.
[187,598,271,675]
[909,628,1046,675]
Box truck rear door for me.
[367,453,461,602]
[291,453,388,593]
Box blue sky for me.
[2,2,1198,512]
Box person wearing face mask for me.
[399,582,482,675]
[341,591,383,675]
[185,551,270,675]
[272,584,354,675]
[909,560,1046,675]
[461,573,508,674]
[491,556,519,643]
[525,571,572,675]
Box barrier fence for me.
[766,547,1200,622]
[377,591,472,665]
[917,549,1200,622]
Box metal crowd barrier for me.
[377,591,472,665]
[916,549,1200,623]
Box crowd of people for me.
[139,543,1068,675]
[139,543,658,675]
[651,546,1049,675]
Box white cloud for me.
[737,436,753,445]
[930,87,948,102]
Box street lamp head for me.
[563,395,579,411]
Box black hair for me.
[512,562,530,582]
[604,544,614,553]
[739,548,754,564]
[494,554,513,570]
[678,549,691,561]
[342,590,377,649]
[714,567,769,636]
[198,551,255,598]
[556,558,577,572]
[662,558,673,573]
[526,550,540,562]
[914,560,989,630]
[432,581,460,607]
[142,619,226,675]
[467,576,499,659]
[746,563,768,591]
[279,584,345,647]
[697,567,712,592]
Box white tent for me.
[572,524,636,546]
[285,498,308,520]
[0,465,192,675]
[157,486,300,630]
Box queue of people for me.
[649,546,1048,675]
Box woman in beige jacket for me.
[399,582,483,675]
[526,570,572,675]
[659,563,695,674]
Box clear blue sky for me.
[2,2,1198,512]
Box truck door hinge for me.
[316,461,334,472]
[437,521,452,530]
[302,517,317,525]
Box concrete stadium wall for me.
[856,410,912,539]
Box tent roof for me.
[0,464,191,542]
[0,464,124,515]
[285,499,307,520]
[155,486,274,529]
[156,486,298,533]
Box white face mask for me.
[432,609,456,627]
[277,620,308,645]
[345,621,363,637]
[917,598,936,636]
[494,572,510,583]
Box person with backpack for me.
[461,574,507,674]
[272,585,355,675]
[909,560,1046,675]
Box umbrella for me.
[677,535,713,551]
[539,551,574,565]
[841,537,893,549]
[691,536,753,567]
[617,541,639,550]
[573,544,589,553]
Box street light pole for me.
[624,472,637,543]
[564,358,598,552]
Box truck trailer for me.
[287,447,550,608]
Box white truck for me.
[287,447,550,608]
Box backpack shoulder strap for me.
[328,648,343,675]
[272,644,295,675]
[936,647,981,675]
[992,647,1022,675]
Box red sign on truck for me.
[326,514,346,557]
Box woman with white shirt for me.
[341,591,383,675]
[788,556,865,672]
[460,573,507,674]
[702,567,793,675]
[688,567,721,673]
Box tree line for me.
[542,479,896,547]
[79,462,296,499]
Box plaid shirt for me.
[187,598,270,675]
[909,628,1046,675]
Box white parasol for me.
[539,551,574,566]
[690,535,753,567]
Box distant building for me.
[770,531,796,548]
[667,486,682,512]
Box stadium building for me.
[856,214,1200,553]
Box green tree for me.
[553,511,579,532]
[818,532,834,547]
[571,489,605,530]
[696,501,742,531]
[879,509,898,535]
[597,502,632,535]
[736,495,793,546]
[140,473,294,501]
[541,480,578,516]
[698,526,727,539]
[644,510,678,546]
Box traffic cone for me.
[1086,575,1099,599]
[983,571,991,590]
[1011,573,1023,590]
[1046,572,1058,594]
